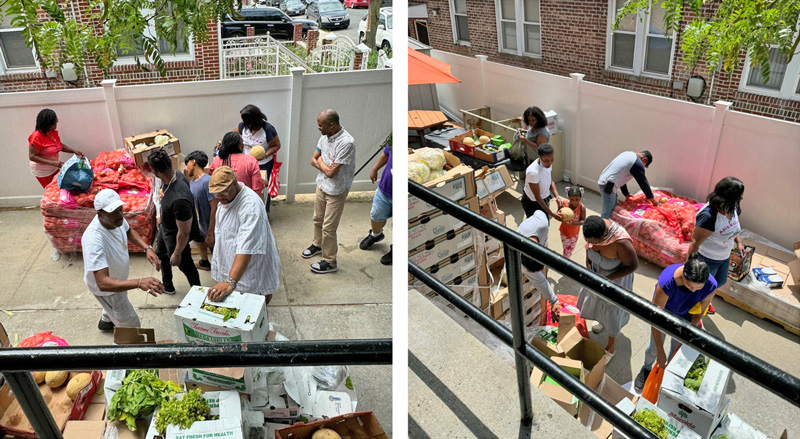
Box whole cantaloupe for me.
[478,135,491,144]
[462,137,475,146]
[559,207,575,222]
[32,371,46,384]
[311,428,342,439]
[45,371,69,388]
[66,373,92,400]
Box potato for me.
[66,373,92,400]
[311,428,342,439]
[32,371,46,384]
[478,135,491,144]
[45,371,69,388]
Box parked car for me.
[358,7,392,51]
[306,0,350,30]
[344,0,368,7]
[221,7,317,39]
[280,0,306,16]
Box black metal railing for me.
[409,180,800,438]
[0,339,392,439]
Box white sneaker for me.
[591,321,604,333]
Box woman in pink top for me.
[28,109,85,188]
[206,132,265,248]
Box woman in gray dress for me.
[518,106,550,155]
[576,216,639,359]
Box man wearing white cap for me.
[82,189,165,331]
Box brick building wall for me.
[418,0,800,122]
[0,3,220,93]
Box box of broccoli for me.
[612,397,700,439]
[658,345,732,439]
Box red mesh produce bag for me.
[611,189,699,267]
[41,150,156,254]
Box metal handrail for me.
[409,180,800,428]
[0,338,392,438]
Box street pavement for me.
[0,194,393,436]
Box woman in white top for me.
[687,177,745,314]
[216,104,282,213]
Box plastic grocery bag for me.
[641,364,664,404]
[57,154,93,193]
[268,161,282,198]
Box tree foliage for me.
[612,0,800,81]
[0,0,238,78]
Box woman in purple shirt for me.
[633,253,717,393]
[359,144,392,265]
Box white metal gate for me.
[221,35,313,78]
[309,36,358,72]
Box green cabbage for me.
[631,408,668,439]
[416,148,446,171]
[685,356,710,392]
[409,161,431,184]
[428,169,446,181]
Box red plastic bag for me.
[544,294,589,338]
[268,161,282,198]
[17,332,69,347]
[642,363,664,403]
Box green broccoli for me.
[631,408,668,439]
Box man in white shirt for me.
[521,143,563,221]
[517,210,561,321]
[597,150,656,218]
[302,109,356,274]
[206,167,281,305]
[82,189,164,331]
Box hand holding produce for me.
[558,207,575,222]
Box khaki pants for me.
[313,187,349,262]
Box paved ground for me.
[477,179,800,438]
[0,194,393,436]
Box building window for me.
[0,11,38,73]
[449,0,469,44]
[607,0,675,77]
[496,0,541,57]
[740,47,800,100]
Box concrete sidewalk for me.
[482,179,800,438]
[0,195,393,436]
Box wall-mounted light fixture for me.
[431,8,440,17]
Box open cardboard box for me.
[448,128,497,157]
[529,356,585,416]
[613,397,701,439]
[475,165,514,205]
[718,235,800,330]
[408,149,476,221]
[658,344,731,438]
[175,286,269,343]
[123,129,181,168]
[530,315,606,372]
[275,411,387,439]
[408,196,479,252]
[578,373,635,439]
[143,390,244,439]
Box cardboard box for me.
[529,356,585,416]
[105,419,150,439]
[171,153,187,172]
[544,109,558,132]
[186,367,263,394]
[613,397,701,439]
[143,391,243,439]
[530,315,606,372]
[711,413,767,439]
[408,149,476,220]
[474,144,508,163]
[475,165,514,204]
[448,129,497,157]
[658,345,731,438]
[578,373,635,439]
[174,286,269,343]
[114,327,156,345]
[409,247,477,284]
[487,247,505,272]
[275,411,387,439]
[123,129,181,168]
[409,226,475,270]
[727,245,755,281]
[63,420,106,439]
[408,197,479,252]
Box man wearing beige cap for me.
[206,166,281,304]
[82,189,164,331]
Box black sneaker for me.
[98,319,115,331]
[634,366,651,393]
[195,259,211,271]
[360,231,385,250]
[302,244,322,259]
[310,260,338,274]
[380,246,392,265]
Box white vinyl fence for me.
[0,68,391,207]
[433,51,800,250]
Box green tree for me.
[0,0,237,79]
[612,0,800,81]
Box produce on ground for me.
[66,373,92,400]
[108,369,182,431]
[312,428,342,439]
[611,190,700,267]
[202,304,240,322]
[45,371,69,388]
[684,356,711,392]
[631,408,668,439]
[155,389,216,435]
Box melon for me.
[559,207,575,222]
[462,137,475,146]
[311,428,341,439]
[66,373,92,400]
[478,135,491,144]
[45,371,69,388]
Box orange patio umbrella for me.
[408,48,461,85]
